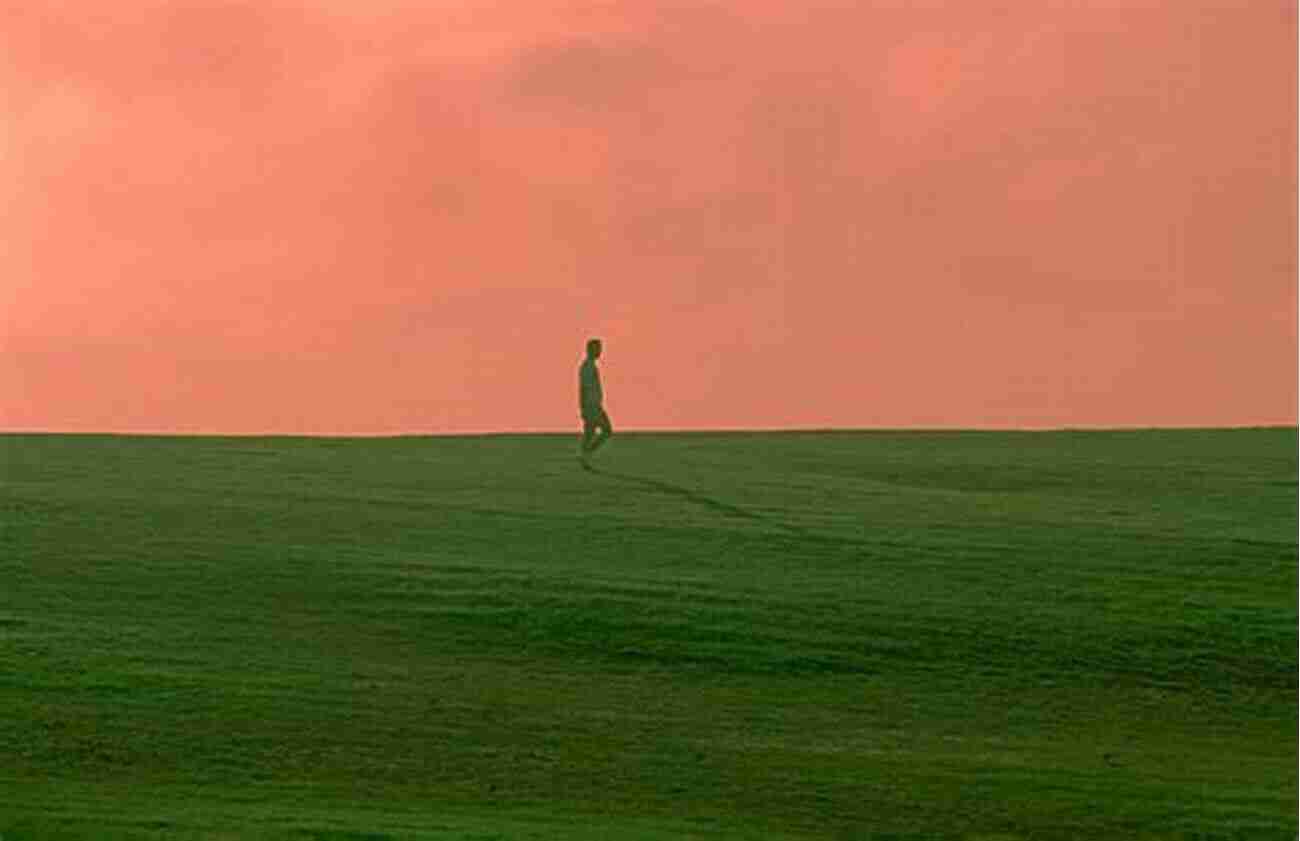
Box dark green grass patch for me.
[1,429,1295,839]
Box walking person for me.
[578,338,612,467]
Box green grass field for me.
[2,429,1296,840]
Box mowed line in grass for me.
[1,429,1296,840]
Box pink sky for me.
[3,1,1296,434]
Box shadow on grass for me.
[587,465,810,538]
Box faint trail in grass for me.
[588,466,812,538]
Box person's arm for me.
[580,363,596,407]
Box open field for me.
[2,429,1296,839]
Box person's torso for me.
[579,359,602,406]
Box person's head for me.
[586,338,602,359]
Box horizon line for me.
[2,423,1296,440]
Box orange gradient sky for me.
[4,1,1296,434]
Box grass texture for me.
[2,429,1295,839]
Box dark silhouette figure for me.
[578,338,612,467]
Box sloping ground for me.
[2,429,1296,839]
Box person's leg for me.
[580,415,597,454]
[588,409,613,453]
